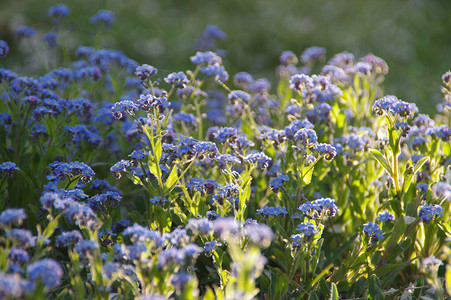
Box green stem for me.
[393,152,401,195]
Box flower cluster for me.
[363,222,384,244]
[0,5,450,299]
[372,95,418,118]
[256,206,288,217]
[418,204,444,223]
[0,162,20,177]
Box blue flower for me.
[301,47,326,65]
[313,143,337,160]
[216,154,241,169]
[256,206,288,217]
[193,141,218,158]
[42,32,58,47]
[187,218,213,235]
[64,125,103,148]
[190,51,222,65]
[291,212,303,219]
[128,149,147,162]
[290,74,313,92]
[74,240,99,256]
[165,228,190,247]
[164,72,189,88]
[110,160,131,179]
[280,51,298,66]
[283,119,313,139]
[173,111,197,125]
[291,234,303,248]
[111,100,140,119]
[242,223,274,248]
[182,243,203,259]
[426,125,451,141]
[0,272,30,298]
[269,174,290,192]
[200,64,229,81]
[196,24,227,51]
[363,222,383,242]
[48,4,70,20]
[0,40,9,57]
[0,162,20,177]
[62,201,98,228]
[328,51,355,68]
[15,26,35,39]
[321,65,349,83]
[123,224,163,246]
[228,90,251,104]
[27,259,63,289]
[433,182,451,199]
[90,10,115,28]
[214,127,239,143]
[102,262,119,280]
[306,102,331,123]
[413,114,435,128]
[0,208,26,228]
[377,212,394,223]
[206,210,221,220]
[416,183,429,193]
[362,53,388,75]
[135,64,158,80]
[212,218,239,238]
[294,128,317,146]
[56,230,83,247]
[149,196,168,206]
[6,229,34,247]
[311,198,339,216]
[88,191,122,213]
[111,220,131,234]
[372,95,417,118]
[233,72,253,88]
[8,248,29,265]
[171,272,193,290]
[296,222,318,239]
[244,152,272,169]
[418,204,444,223]
[204,241,221,254]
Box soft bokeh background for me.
[1,0,450,113]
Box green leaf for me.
[403,156,429,193]
[329,283,339,300]
[143,125,154,148]
[154,207,172,233]
[368,274,384,300]
[154,138,162,162]
[370,149,392,176]
[164,165,178,192]
[301,164,315,185]
[437,221,451,235]
[375,261,411,278]
[388,127,400,155]
[203,288,216,300]
[274,271,289,296]
[446,264,451,298]
[385,216,406,252]
[42,214,62,240]
[319,278,330,299]
[308,291,320,300]
[326,234,357,266]
[277,79,292,108]
[310,264,333,289]
[412,156,429,174]
[126,173,143,186]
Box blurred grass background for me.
[1,0,450,114]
